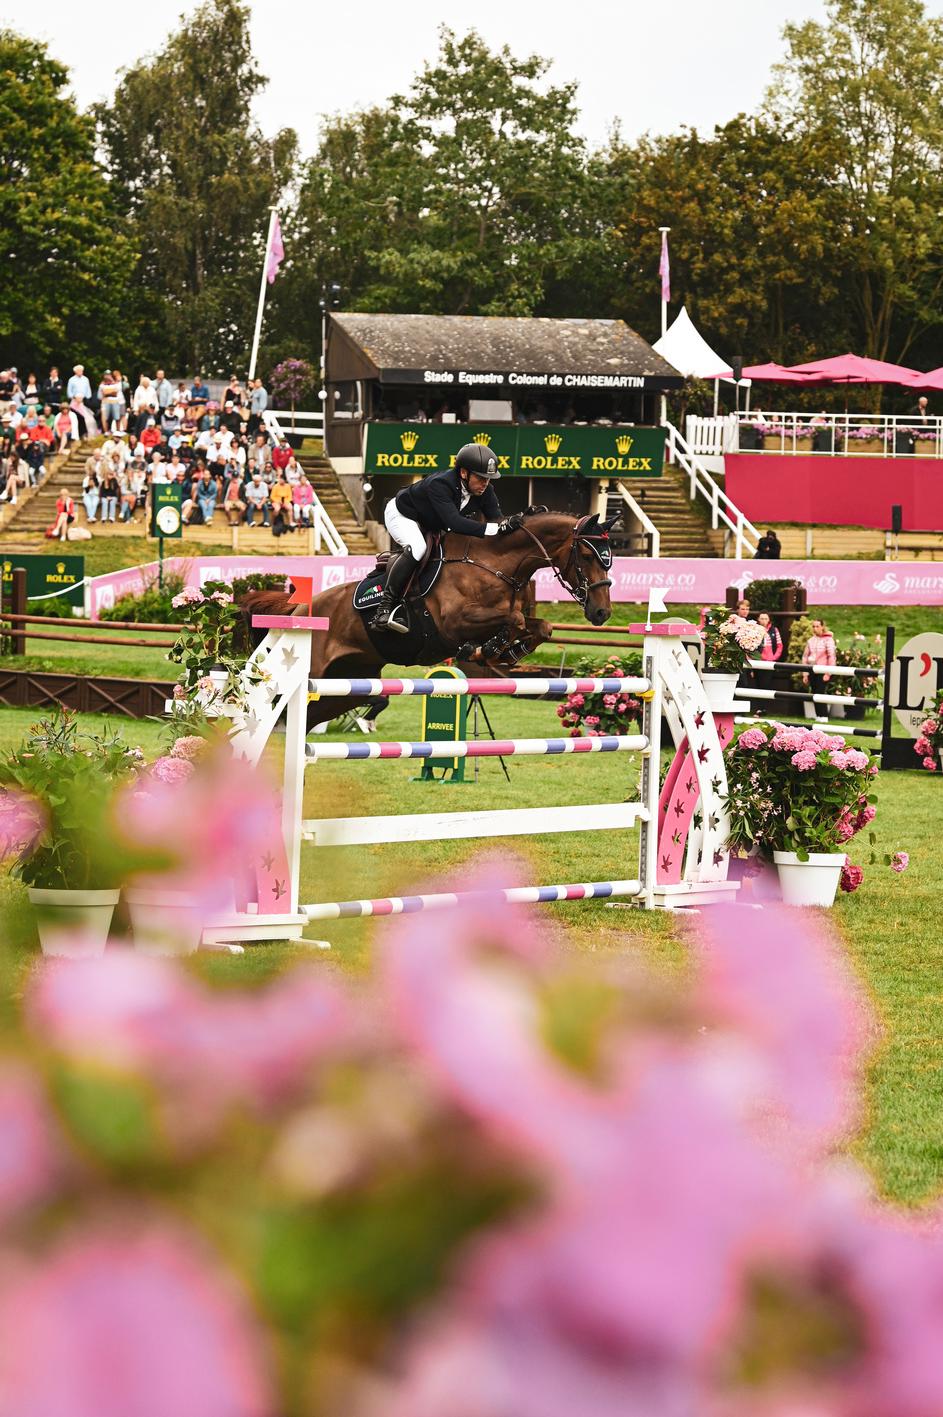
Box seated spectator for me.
[166,451,186,480]
[51,487,77,541]
[194,468,218,524]
[54,403,77,454]
[41,367,62,406]
[82,462,101,523]
[244,471,270,526]
[22,372,40,405]
[754,529,781,560]
[223,473,246,526]
[272,434,292,474]
[292,472,315,526]
[221,400,241,435]
[757,611,783,661]
[190,375,210,408]
[283,454,301,485]
[247,433,269,476]
[161,404,181,440]
[149,451,169,484]
[269,470,293,526]
[139,418,161,456]
[99,465,120,522]
[131,375,159,435]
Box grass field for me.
[0,672,937,1207]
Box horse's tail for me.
[238,589,294,650]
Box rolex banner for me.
[364,424,665,478]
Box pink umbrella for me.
[908,367,943,391]
[740,363,818,383]
[785,353,922,387]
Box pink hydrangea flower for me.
[584,716,600,727]
[915,736,931,756]
[891,852,909,872]
[170,586,204,608]
[569,694,585,709]
[602,695,617,708]
[828,750,850,769]
[556,705,567,719]
[170,736,206,762]
[835,813,855,843]
[736,728,767,751]
[845,749,869,771]
[0,1225,272,1417]
[209,591,233,605]
[923,757,938,771]
[840,860,863,893]
[791,750,819,771]
[150,756,196,786]
[172,684,186,700]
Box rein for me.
[441,519,611,608]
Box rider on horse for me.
[370,441,522,633]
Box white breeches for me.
[384,499,427,560]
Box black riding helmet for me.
[454,442,500,479]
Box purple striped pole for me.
[308,677,650,698]
[307,734,647,761]
[302,879,642,920]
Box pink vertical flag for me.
[659,229,670,304]
[266,214,284,284]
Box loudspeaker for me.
[731,356,744,383]
[891,504,903,535]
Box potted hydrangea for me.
[913,688,943,771]
[723,721,878,906]
[0,713,143,955]
[699,608,766,710]
[555,654,644,737]
[169,583,263,711]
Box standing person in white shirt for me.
[67,365,96,437]
[131,376,159,437]
[154,370,173,413]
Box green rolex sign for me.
[364,423,664,478]
[1,554,85,606]
[151,482,183,539]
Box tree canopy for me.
[4,0,943,383]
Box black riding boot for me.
[369,551,416,634]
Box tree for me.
[604,117,847,364]
[95,0,296,373]
[767,0,943,362]
[276,26,600,361]
[0,31,139,374]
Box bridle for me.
[443,516,612,609]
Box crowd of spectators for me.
[0,363,318,538]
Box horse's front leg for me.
[438,604,527,657]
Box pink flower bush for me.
[891,851,909,873]
[0,1225,271,1417]
[914,691,943,769]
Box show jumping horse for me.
[241,510,619,728]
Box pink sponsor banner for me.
[85,555,943,618]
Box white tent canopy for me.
[652,305,732,379]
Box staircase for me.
[295,451,374,554]
[607,468,725,557]
[0,443,89,543]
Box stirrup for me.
[385,603,410,635]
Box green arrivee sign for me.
[1,554,85,605]
[364,423,665,478]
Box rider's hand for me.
[497,515,523,535]
[484,523,500,536]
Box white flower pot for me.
[27,887,120,958]
[126,887,203,956]
[701,672,740,712]
[772,851,845,908]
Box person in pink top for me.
[802,618,836,684]
[757,611,783,661]
[292,473,315,527]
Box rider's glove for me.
[497,514,523,535]
[484,523,500,536]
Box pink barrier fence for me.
[84,555,943,619]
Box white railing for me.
[685,413,739,456]
[688,410,943,458]
[665,422,759,559]
[262,410,347,555]
[613,480,661,558]
[264,407,324,438]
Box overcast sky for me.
[7,0,843,152]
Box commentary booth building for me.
[322,313,682,545]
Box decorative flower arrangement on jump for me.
[914,688,943,770]
[169,583,263,708]
[555,654,644,736]
[700,607,766,673]
[832,635,884,698]
[726,720,875,868]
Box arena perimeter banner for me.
[364,423,666,477]
[85,557,943,617]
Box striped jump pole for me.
[302,879,642,921]
[745,660,882,679]
[735,715,885,740]
[308,676,651,698]
[307,734,648,761]
[737,686,880,710]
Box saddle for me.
[351,534,444,615]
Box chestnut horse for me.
[242,511,617,728]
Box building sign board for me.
[365,424,665,478]
[378,368,683,391]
